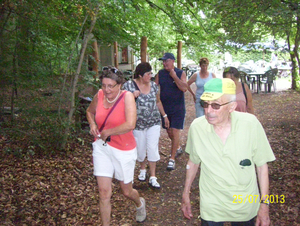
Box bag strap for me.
[241,82,248,106]
[99,91,126,132]
[131,80,140,101]
[132,80,140,91]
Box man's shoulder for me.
[232,111,259,127]
[233,111,257,121]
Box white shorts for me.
[92,139,137,184]
[133,125,161,162]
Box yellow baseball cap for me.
[200,78,236,101]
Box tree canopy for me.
[1,0,299,151]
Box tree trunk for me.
[61,4,101,150]
[177,41,182,69]
[114,41,118,68]
[141,36,147,63]
[92,39,99,78]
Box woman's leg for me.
[96,176,113,226]
[140,159,147,170]
[120,181,146,222]
[148,161,156,177]
[119,181,141,207]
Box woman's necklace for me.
[106,90,121,104]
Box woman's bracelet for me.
[163,114,168,118]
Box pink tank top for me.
[95,90,136,150]
[235,90,247,112]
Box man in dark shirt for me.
[155,53,188,170]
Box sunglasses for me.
[200,100,232,110]
[103,66,118,74]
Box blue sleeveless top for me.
[158,68,185,115]
[195,71,213,99]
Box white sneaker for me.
[138,169,147,181]
[136,197,146,222]
[149,176,161,189]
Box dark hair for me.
[199,57,209,66]
[101,65,125,84]
[223,67,240,79]
[134,62,152,79]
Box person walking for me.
[86,66,146,225]
[155,53,188,171]
[187,57,216,118]
[123,62,169,188]
[181,78,275,226]
[223,67,254,114]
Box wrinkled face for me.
[141,71,152,83]
[162,59,175,71]
[203,95,235,126]
[200,63,209,72]
[102,78,121,99]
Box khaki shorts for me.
[92,139,137,184]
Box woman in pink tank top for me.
[86,66,146,224]
[223,67,254,114]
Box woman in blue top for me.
[187,57,216,117]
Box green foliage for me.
[1,0,299,153]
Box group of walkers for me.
[86,53,275,226]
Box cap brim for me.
[200,92,223,101]
[159,57,166,61]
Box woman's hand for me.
[100,129,111,142]
[192,94,196,103]
[89,123,100,138]
[133,90,140,99]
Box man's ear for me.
[229,102,237,112]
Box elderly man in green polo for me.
[181,78,275,226]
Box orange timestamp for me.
[233,195,285,204]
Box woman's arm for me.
[187,72,197,103]
[154,73,159,85]
[245,84,255,114]
[100,92,137,141]
[86,93,99,137]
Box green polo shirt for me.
[186,111,275,222]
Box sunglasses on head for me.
[200,100,232,110]
[103,66,118,74]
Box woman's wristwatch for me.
[163,114,167,118]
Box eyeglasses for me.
[102,83,118,90]
[200,100,232,110]
[103,66,118,74]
